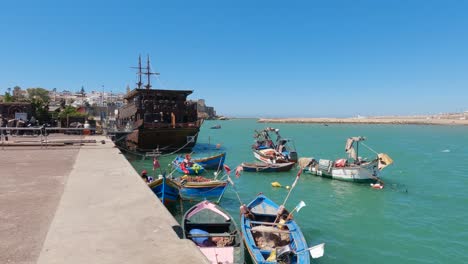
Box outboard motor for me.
[288,151,298,163]
[276,245,294,264]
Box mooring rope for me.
[360,142,380,156]
[159,133,199,156]
[112,132,199,158]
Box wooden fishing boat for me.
[192,152,226,170]
[182,200,244,264]
[252,127,298,164]
[300,136,393,183]
[177,175,228,201]
[147,175,179,204]
[240,194,310,264]
[241,162,295,173]
[172,156,205,175]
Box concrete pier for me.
[0,135,209,264]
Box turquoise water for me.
[129,119,468,263]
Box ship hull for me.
[126,127,200,152]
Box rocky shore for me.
[258,114,468,126]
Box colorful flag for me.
[309,243,325,259]
[291,169,302,189]
[235,166,243,178]
[295,200,306,212]
[223,164,231,175]
[180,163,190,174]
[153,157,160,170]
[227,177,234,186]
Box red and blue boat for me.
[172,156,205,175]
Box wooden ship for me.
[115,56,201,152]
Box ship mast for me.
[144,55,160,90]
[131,55,145,89]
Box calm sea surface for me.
[128,119,468,264]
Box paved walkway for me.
[0,135,208,264]
[0,139,81,264]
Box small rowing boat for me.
[147,175,179,204]
[183,200,244,263]
[192,152,226,170]
[177,175,228,202]
[172,155,205,175]
[240,194,311,264]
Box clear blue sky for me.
[1,0,467,117]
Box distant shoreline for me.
[257,116,468,126]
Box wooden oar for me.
[225,174,243,206]
[296,243,325,259]
[274,168,302,223]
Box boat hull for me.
[304,160,379,183]
[241,162,295,173]
[192,152,226,170]
[241,194,310,264]
[125,126,199,153]
[253,149,298,164]
[148,177,179,204]
[182,201,244,264]
[179,181,228,201]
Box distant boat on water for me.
[210,124,221,129]
[300,136,393,183]
[252,127,298,164]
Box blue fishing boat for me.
[177,175,228,202]
[192,152,226,170]
[172,156,205,175]
[240,194,310,264]
[147,176,179,204]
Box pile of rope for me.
[181,175,211,183]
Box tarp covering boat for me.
[377,153,393,170]
[345,136,365,160]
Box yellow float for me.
[271,181,282,187]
